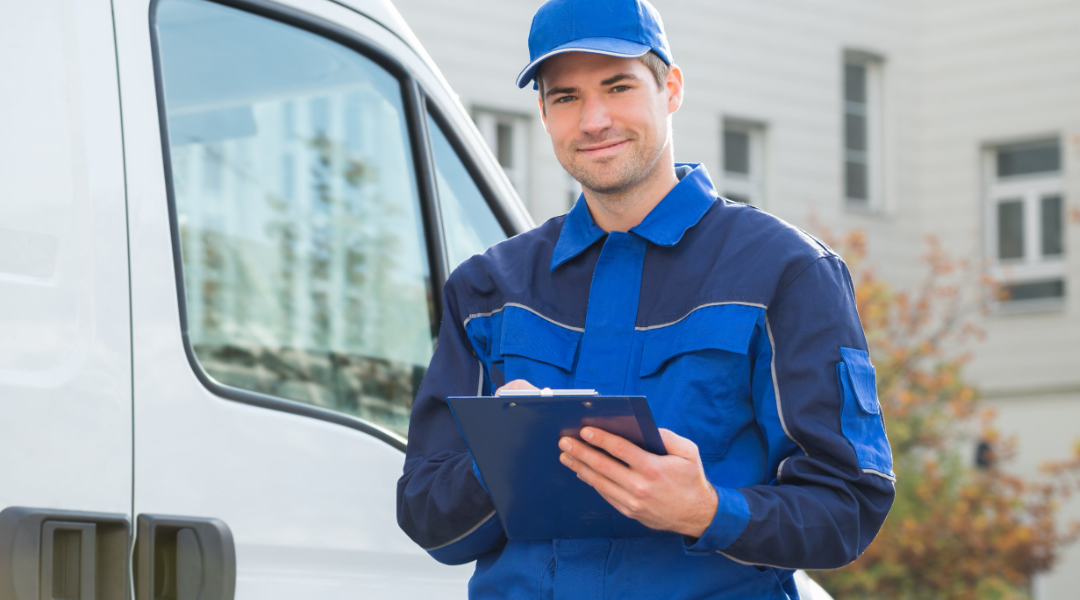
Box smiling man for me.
[397,1,896,598]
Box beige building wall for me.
[915,1,1080,598]
[392,0,1080,596]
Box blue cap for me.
[516,0,673,89]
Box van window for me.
[427,113,508,269]
[155,0,436,437]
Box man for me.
[397,0,895,598]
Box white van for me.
[2,0,527,596]
[0,0,833,598]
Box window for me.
[473,109,530,203]
[156,0,437,437]
[984,138,1066,307]
[427,111,508,269]
[843,51,884,209]
[722,120,766,206]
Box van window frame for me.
[424,99,520,239]
[148,0,516,451]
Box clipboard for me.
[447,393,676,540]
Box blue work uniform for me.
[397,164,895,599]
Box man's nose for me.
[578,95,613,135]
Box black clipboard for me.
[447,393,675,540]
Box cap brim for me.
[515,37,651,89]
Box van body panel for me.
[0,0,132,514]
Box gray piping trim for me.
[633,301,768,331]
[781,458,897,484]
[862,468,897,483]
[715,550,799,570]
[423,510,498,552]
[476,359,484,395]
[776,457,791,482]
[462,302,584,332]
[763,313,810,457]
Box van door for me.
[0,0,133,596]
[112,0,515,596]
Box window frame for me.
[471,107,531,206]
[982,137,1067,312]
[842,49,885,212]
[721,118,767,207]
[428,102,520,240]
[149,0,516,450]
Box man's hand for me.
[494,379,538,396]
[559,427,719,538]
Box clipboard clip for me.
[498,388,600,398]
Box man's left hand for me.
[558,427,719,538]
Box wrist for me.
[684,483,719,538]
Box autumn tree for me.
[810,229,1080,600]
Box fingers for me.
[563,454,640,517]
[559,434,639,488]
[579,427,653,468]
[560,428,715,536]
[658,428,701,462]
[494,379,538,396]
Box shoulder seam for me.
[773,254,837,300]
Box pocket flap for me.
[640,304,760,377]
[839,347,880,415]
[499,306,582,371]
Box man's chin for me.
[579,176,639,196]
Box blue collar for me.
[550,163,718,271]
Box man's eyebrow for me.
[544,85,578,99]
[544,73,643,98]
[600,73,640,86]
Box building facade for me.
[391,0,1080,596]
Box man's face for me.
[539,52,681,196]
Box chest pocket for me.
[638,304,760,460]
[496,306,582,389]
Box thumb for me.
[494,379,538,396]
[659,428,700,461]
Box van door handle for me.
[0,506,130,600]
[134,515,235,600]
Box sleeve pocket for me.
[836,347,894,479]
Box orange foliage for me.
[808,227,1080,600]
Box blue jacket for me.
[397,164,895,599]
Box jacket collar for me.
[550,163,717,271]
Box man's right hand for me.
[494,379,538,396]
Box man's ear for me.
[538,94,549,132]
[665,64,684,114]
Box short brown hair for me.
[537,51,671,113]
